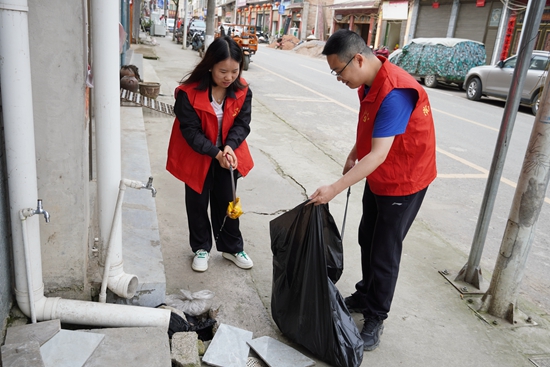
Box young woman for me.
[167,36,254,272]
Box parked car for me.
[166,18,175,32]
[465,51,549,115]
[188,19,206,34]
[390,38,486,89]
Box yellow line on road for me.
[433,108,499,132]
[254,63,357,112]
[438,174,488,178]
[300,64,328,75]
[437,147,550,204]
[436,147,489,173]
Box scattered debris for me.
[165,289,215,316]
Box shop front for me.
[329,0,378,46]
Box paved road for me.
[138,35,550,366]
[245,44,550,313]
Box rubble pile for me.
[293,40,326,58]
[267,34,300,50]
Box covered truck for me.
[389,37,486,89]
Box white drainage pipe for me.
[99,178,156,303]
[91,0,139,300]
[0,0,170,329]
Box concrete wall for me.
[27,0,92,299]
[0,88,14,339]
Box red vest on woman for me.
[356,57,437,196]
[166,81,254,193]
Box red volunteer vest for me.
[356,57,437,196]
[166,80,254,193]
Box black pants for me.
[355,182,428,320]
[185,159,243,254]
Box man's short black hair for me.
[322,29,369,61]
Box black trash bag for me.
[167,311,190,338]
[270,201,364,367]
[185,313,216,341]
[157,304,217,340]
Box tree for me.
[172,0,180,41]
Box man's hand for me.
[308,184,338,206]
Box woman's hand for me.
[216,146,238,169]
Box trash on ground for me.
[165,289,215,316]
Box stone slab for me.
[40,329,104,367]
[202,324,253,367]
[1,341,45,367]
[4,319,61,346]
[247,336,315,367]
[83,327,170,367]
[171,332,200,367]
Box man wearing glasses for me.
[309,29,437,351]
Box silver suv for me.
[188,19,206,34]
[465,51,549,115]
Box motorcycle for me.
[373,46,389,58]
[174,26,184,44]
[258,31,269,44]
[188,30,205,57]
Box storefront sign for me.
[382,1,408,20]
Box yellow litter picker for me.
[227,165,242,219]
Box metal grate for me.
[120,88,174,116]
[530,356,550,367]
[247,356,267,367]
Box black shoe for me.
[360,316,384,351]
[344,294,367,313]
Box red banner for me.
[501,15,516,61]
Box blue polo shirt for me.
[364,88,418,138]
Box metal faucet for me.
[143,176,157,197]
[34,199,50,223]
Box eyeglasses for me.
[331,53,359,77]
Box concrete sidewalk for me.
[132,35,550,367]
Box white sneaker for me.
[192,249,210,272]
[222,251,253,269]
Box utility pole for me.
[481,67,550,324]
[204,0,216,49]
[453,0,545,291]
[182,0,189,48]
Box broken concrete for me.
[171,331,200,367]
